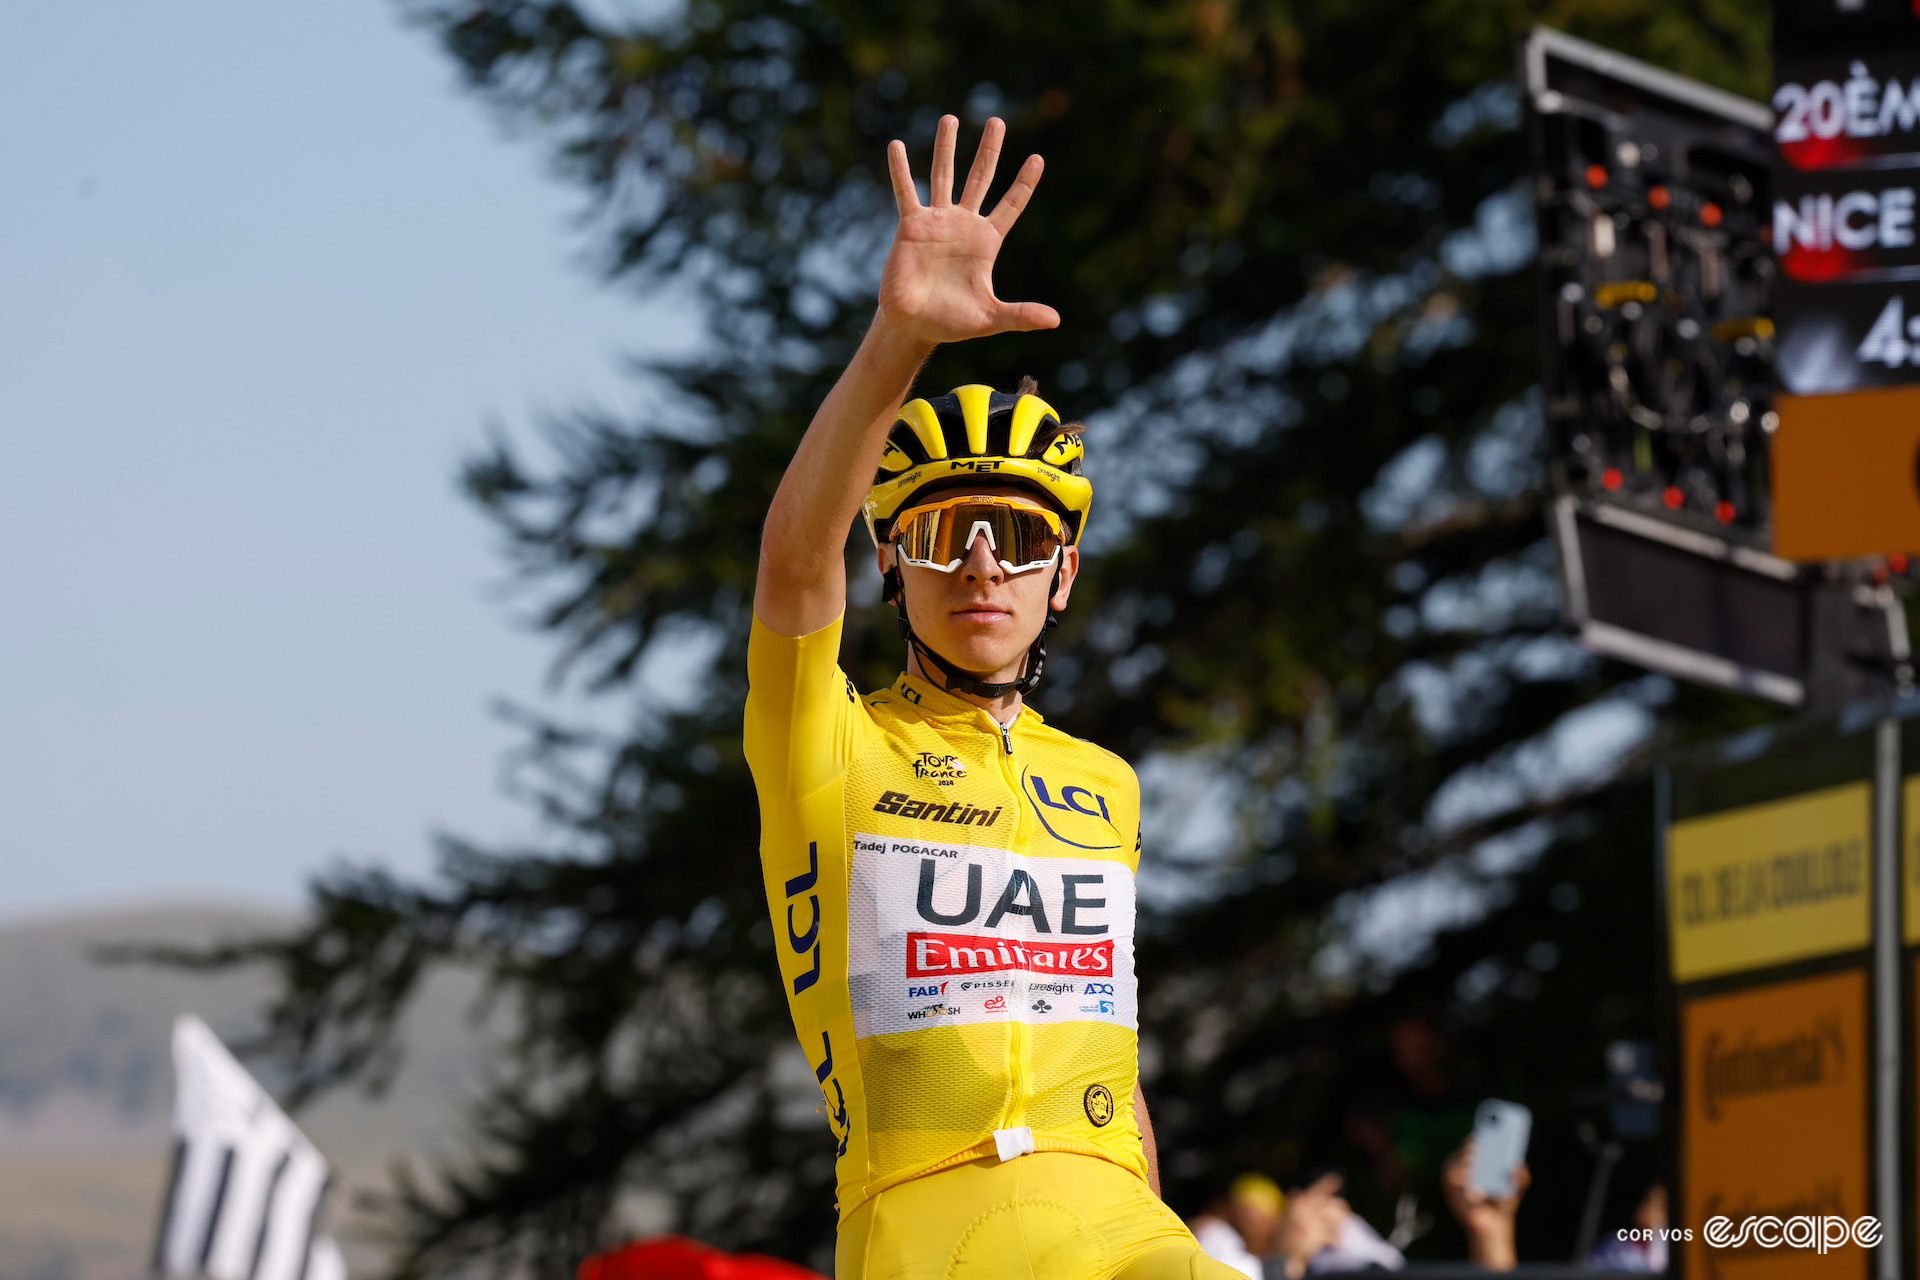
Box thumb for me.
[994,299,1060,332]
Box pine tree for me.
[182,2,1779,1273]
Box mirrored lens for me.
[894,500,1062,573]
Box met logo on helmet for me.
[1023,770,1122,850]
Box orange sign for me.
[1773,387,1920,560]
[1681,969,1870,1280]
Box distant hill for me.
[0,906,496,1280]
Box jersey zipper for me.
[989,707,1029,1130]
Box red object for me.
[1662,486,1685,510]
[906,932,1113,978]
[1700,202,1723,227]
[1648,186,1671,211]
[1714,501,1736,524]
[1584,164,1608,189]
[1601,467,1623,491]
[1875,565,1892,585]
[1891,554,1911,574]
[580,1238,827,1280]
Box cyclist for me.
[745,115,1239,1279]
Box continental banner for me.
[1667,783,1871,982]
[1681,969,1870,1280]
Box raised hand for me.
[879,114,1059,345]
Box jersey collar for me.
[892,671,1045,731]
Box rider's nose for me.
[960,534,1003,582]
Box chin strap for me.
[883,565,1060,699]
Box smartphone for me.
[1467,1099,1532,1198]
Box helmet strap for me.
[883,563,1060,699]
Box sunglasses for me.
[889,494,1067,575]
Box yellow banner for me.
[1668,783,1871,982]
[1904,778,1920,946]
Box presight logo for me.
[873,790,1003,827]
[1023,769,1122,850]
[912,752,966,785]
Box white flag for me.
[152,1015,346,1280]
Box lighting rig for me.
[1525,28,1910,710]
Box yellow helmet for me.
[863,383,1092,547]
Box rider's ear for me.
[1050,545,1080,611]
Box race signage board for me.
[1660,713,1890,1278]
[1772,385,1920,558]
[1772,3,1920,556]
[1772,54,1920,395]
[1679,969,1871,1280]
[1666,781,1872,981]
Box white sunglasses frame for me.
[889,497,1066,577]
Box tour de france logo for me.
[913,752,966,786]
[1083,1083,1115,1127]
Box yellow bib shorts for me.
[836,1152,1243,1280]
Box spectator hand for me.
[1442,1138,1529,1273]
[1272,1173,1348,1280]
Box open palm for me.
[879,115,1058,345]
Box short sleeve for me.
[743,611,870,801]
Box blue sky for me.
[1,0,678,918]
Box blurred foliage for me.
[181,1,1787,1274]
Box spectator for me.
[1584,1183,1669,1274]
[1190,1174,1285,1278]
[1440,1136,1531,1272]
[1268,1174,1357,1278]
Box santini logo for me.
[873,791,1003,827]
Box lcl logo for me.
[1023,770,1122,850]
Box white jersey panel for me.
[847,832,1137,1038]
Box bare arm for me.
[1136,1081,1162,1198]
[753,114,1057,637]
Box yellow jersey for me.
[743,612,1147,1220]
